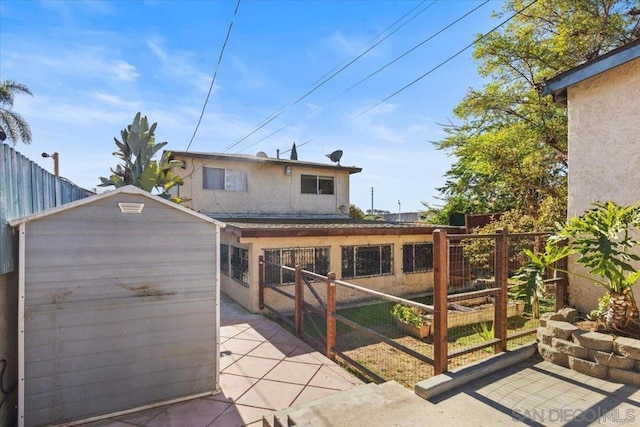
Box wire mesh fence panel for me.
[504,233,555,349]
[331,282,434,387]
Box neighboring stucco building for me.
[169,151,361,218]
[540,38,640,312]
[170,151,464,312]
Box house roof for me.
[8,185,227,228]
[539,38,640,105]
[169,150,363,174]
[220,218,464,238]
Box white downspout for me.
[18,223,26,427]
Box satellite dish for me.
[256,151,268,158]
[326,150,343,166]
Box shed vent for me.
[118,202,145,214]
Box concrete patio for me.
[78,295,362,426]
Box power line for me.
[223,0,437,153]
[186,0,241,152]
[290,0,540,153]
[240,0,489,155]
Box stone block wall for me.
[537,317,640,386]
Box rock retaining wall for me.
[537,312,640,386]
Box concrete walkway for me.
[426,356,640,426]
[80,295,362,426]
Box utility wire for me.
[186,0,241,152]
[223,0,437,153]
[288,0,540,153]
[239,0,488,155]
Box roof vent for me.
[118,202,145,214]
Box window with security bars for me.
[402,242,433,273]
[231,246,249,286]
[301,174,334,194]
[203,167,247,192]
[341,244,393,279]
[264,247,330,285]
[220,243,229,276]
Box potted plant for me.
[517,201,640,332]
[391,304,430,338]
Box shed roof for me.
[539,38,640,105]
[8,185,226,227]
[170,150,362,174]
[221,218,464,238]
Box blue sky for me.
[1,0,501,213]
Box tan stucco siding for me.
[566,57,640,312]
[173,157,351,216]
[222,231,436,312]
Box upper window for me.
[264,247,330,285]
[403,242,433,274]
[203,167,247,192]
[301,175,334,195]
[341,245,393,279]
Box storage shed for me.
[8,185,225,427]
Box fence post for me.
[433,229,448,375]
[294,265,304,337]
[494,229,508,353]
[258,256,265,310]
[326,272,337,360]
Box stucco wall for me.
[221,231,437,313]
[566,57,640,312]
[173,156,352,216]
[0,272,17,427]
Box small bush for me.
[391,304,425,327]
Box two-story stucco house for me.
[170,151,463,312]
[540,38,640,313]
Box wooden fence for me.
[259,228,569,384]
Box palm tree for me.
[0,80,33,144]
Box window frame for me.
[402,242,433,274]
[203,167,247,192]
[263,247,330,286]
[301,174,334,195]
[341,244,393,279]
[230,246,249,287]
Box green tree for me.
[433,0,639,226]
[0,80,33,144]
[349,204,365,219]
[99,112,186,202]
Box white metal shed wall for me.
[19,193,218,426]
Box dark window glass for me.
[220,244,229,276]
[318,176,334,194]
[342,245,392,278]
[231,246,249,286]
[403,243,433,273]
[301,175,317,194]
[264,247,331,285]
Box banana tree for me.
[513,242,571,318]
[99,112,185,203]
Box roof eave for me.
[539,38,640,103]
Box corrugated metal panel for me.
[0,143,88,274]
[22,193,218,426]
